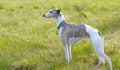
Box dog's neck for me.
[55,13,67,27]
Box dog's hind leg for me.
[98,52,113,70]
[95,56,105,68]
[91,37,113,70]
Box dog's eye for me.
[50,11,52,13]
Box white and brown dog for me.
[43,9,112,70]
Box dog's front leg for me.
[61,36,71,63]
[63,44,71,63]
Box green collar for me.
[57,20,67,30]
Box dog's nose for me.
[43,14,45,17]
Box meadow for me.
[0,0,120,70]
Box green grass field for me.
[0,0,120,70]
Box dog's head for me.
[43,9,61,18]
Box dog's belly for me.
[68,37,81,45]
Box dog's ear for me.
[56,9,60,15]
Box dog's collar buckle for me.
[57,20,67,30]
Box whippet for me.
[43,9,113,70]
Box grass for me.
[0,0,120,70]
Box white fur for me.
[85,25,112,70]
[85,24,104,52]
[55,13,66,26]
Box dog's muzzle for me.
[43,14,45,17]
